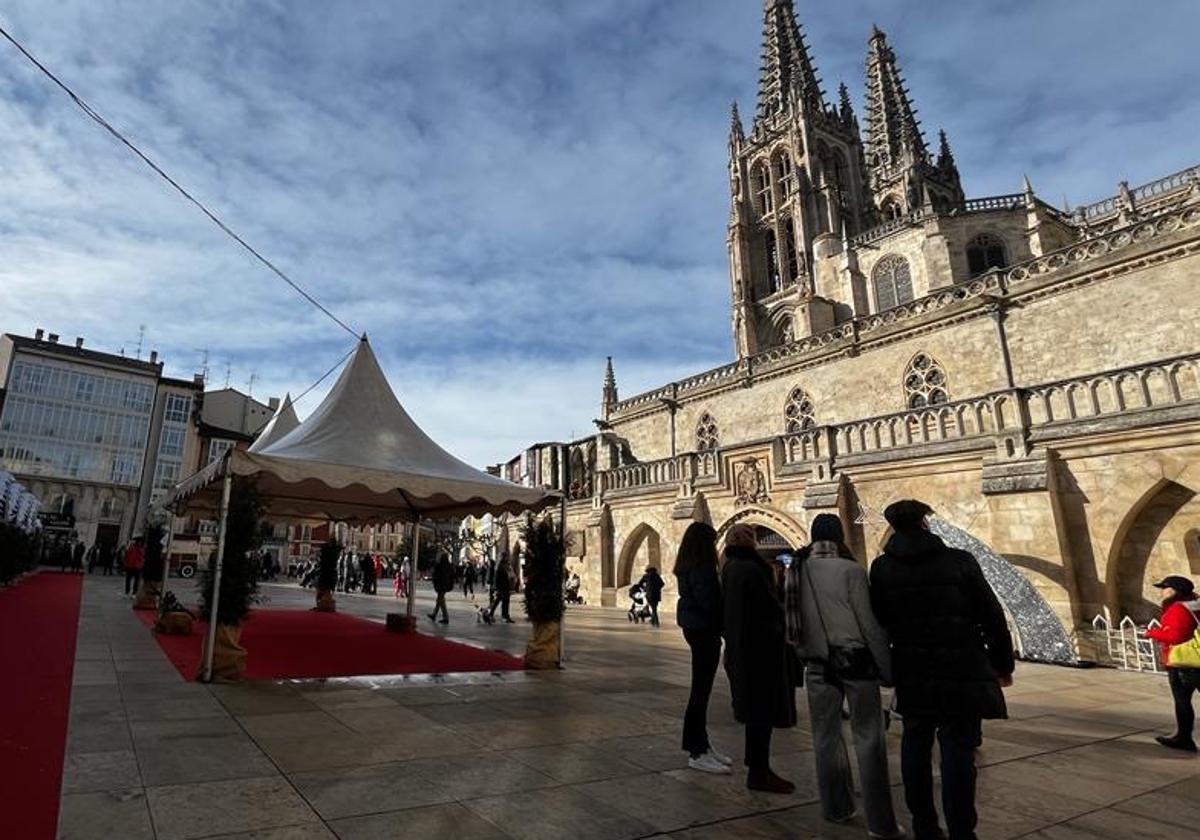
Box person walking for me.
[463,561,477,600]
[721,523,796,794]
[359,552,377,595]
[674,522,731,775]
[787,514,904,838]
[870,500,1014,840]
[638,565,666,627]
[487,556,515,622]
[70,540,85,573]
[85,543,100,574]
[100,542,115,575]
[429,553,453,624]
[123,539,145,596]
[1145,575,1200,752]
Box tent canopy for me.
[169,338,556,522]
[248,393,300,453]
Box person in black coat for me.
[673,522,730,774]
[637,566,666,626]
[429,554,454,624]
[721,523,796,794]
[487,555,514,622]
[869,499,1015,840]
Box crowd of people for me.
[51,535,149,597]
[670,498,1199,840]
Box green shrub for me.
[317,538,341,590]
[521,513,569,624]
[198,480,265,625]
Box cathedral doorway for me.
[715,506,808,558]
[616,523,662,588]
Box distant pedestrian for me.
[85,543,100,574]
[722,524,796,794]
[429,553,453,624]
[359,552,377,595]
[463,561,477,599]
[101,543,115,575]
[787,513,903,838]
[1145,575,1200,752]
[487,556,515,623]
[870,500,1014,840]
[637,566,665,626]
[123,539,145,596]
[674,522,730,775]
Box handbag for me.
[1166,608,1200,669]
[803,560,879,682]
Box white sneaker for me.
[708,746,733,765]
[688,753,732,774]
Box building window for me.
[153,458,181,491]
[775,153,794,197]
[164,394,192,424]
[966,233,1007,276]
[784,388,816,432]
[904,353,950,409]
[159,427,185,457]
[782,220,799,288]
[872,254,914,312]
[207,439,235,464]
[765,229,780,290]
[695,412,720,451]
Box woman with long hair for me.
[673,521,731,774]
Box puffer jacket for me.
[1146,600,1200,665]
[869,530,1014,720]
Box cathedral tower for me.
[863,27,964,216]
[728,0,873,358]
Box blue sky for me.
[0,1,1196,466]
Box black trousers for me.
[124,570,141,595]
[682,629,721,756]
[1168,667,1200,741]
[745,723,773,772]
[649,601,660,626]
[901,716,982,840]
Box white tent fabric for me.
[168,338,555,522]
[248,393,300,453]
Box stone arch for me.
[1101,456,1200,617]
[616,522,662,588]
[715,505,808,551]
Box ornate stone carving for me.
[734,457,770,506]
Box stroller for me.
[627,583,653,623]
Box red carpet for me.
[138,608,524,680]
[0,571,84,840]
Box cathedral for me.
[494,0,1200,661]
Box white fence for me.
[1086,609,1163,673]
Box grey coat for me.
[789,542,892,684]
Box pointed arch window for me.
[872,254,913,312]
[695,412,720,451]
[784,387,816,432]
[904,353,949,409]
[753,162,773,216]
[966,233,1007,276]
[775,152,795,197]
[764,229,781,290]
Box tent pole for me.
[201,471,234,683]
[406,518,422,621]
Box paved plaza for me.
[58,575,1199,840]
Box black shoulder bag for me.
[803,560,879,682]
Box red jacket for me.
[124,544,145,572]
[1145,600,1200,663]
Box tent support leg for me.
[201,472,233,683]
[406,518,422,622]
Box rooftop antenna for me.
[134,324,146,360]
[195,348,210,383]
[223,362,232,389]
[246,371,258,397]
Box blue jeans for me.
[901,716,982,840]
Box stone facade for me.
[495,1,1200,659]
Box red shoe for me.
[746,769,795,794]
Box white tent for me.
[247,393,300,453]
[167,337,556,679]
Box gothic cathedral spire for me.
[755,0,824,127]
[863,26,963,215]
[601,356,619,419]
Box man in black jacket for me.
[870,500,1015,840]
[429,554,454,624]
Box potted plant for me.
[133,520,167,610]
[197,480,265,680]
[155,590,194,635]
[521,513,569,670]
[314,537,341,612]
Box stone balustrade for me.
[597,352,1200,498]
[1079,164,1200,221]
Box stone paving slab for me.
[54,576,1200,840]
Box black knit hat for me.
[810,513,845,543]
[884,499,934,533]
